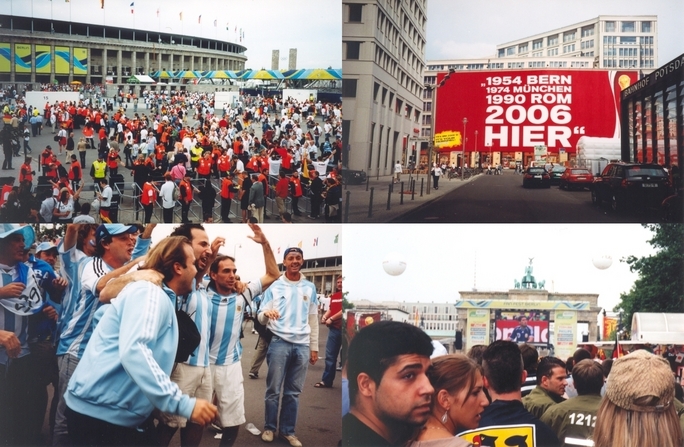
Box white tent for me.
[631,313,684,344]
[130,75,156,84]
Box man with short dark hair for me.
[520,343,539,397]
[508,316,534,343]
[478,340,560,447]
[523,356,567,419]
[258,247,319,447]
[540,359,604,447]
[342,321,434,447]
[207,224,280,447]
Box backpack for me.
[57,164,68,179]
[172,185,179,202]
[251,298,273,343]
[175,302,201,363]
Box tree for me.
[342,291,354,310]
[617,224,684,330]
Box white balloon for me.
[383,252,407,276]
[592,255,613,270]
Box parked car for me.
[591,162,670,212]
[522,167,551,188]
[340,167,368,185]
[559,168,594,190]
[549,165,566,185]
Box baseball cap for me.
[95,224,138,245]
[36,241,58,253]
[605,350,674,412]
[283,247,303,258]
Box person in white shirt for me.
[394,161,403,183]
[159,173,176,223]
[98,178,113,222]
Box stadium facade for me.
[0,13,247,84]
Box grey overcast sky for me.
[344,224,657,312]
[426,0,683,65]
[5,0,341,70]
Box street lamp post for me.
[461,118,467,181]
[427,85,436,195]
[475,130,478,168]
[426,69,454,194]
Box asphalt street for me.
[344,169,667,223]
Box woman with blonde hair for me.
[409,354,489,447]
[593,349,682,447]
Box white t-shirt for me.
[100,185,112,207]
[159,180,175,209]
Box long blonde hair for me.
[593,396,683,447]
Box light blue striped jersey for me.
[56,256,111,358]
[178,280,211,367]
[259,274,317,345]
[208,281,262,366]
[56,236,152,358]
[0,263,41,364]
[55,243,88,355]
[64,281,195,427]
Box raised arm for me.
[246,223,280,290]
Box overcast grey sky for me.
[344,224,657,312]
[426,0,683,65]
[5,0,341,70]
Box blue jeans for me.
[264,337,309,436]
[321,327,341,386]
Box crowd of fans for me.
[1,85,344,223]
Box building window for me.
[532,51,543,57]
[342,79,357,98]
[498,49,505,57]
[605,21,615,32]
[345,41,360,60]
[581,25,595,37]
[518,43,528,53]
[621,21,635,33]
[563,31,576,42]
[548,48,558,56]
[532,39,543,50]
[506,46,515,56]
[604,36,617,45]
[423,101,431,112]
[563,44,575,53]
[641,21,651,33]
[620,36,637,44]
[348,3,363,22]
[547,35,558,46]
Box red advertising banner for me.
[435,70,638,153]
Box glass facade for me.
[621,54,684,169]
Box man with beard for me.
[342,321,434,447]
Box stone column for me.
[85,47,91,84]
[102,48,107,84]
[144,51,150,75]
[117,49,123,84]
[131,50,136,76]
